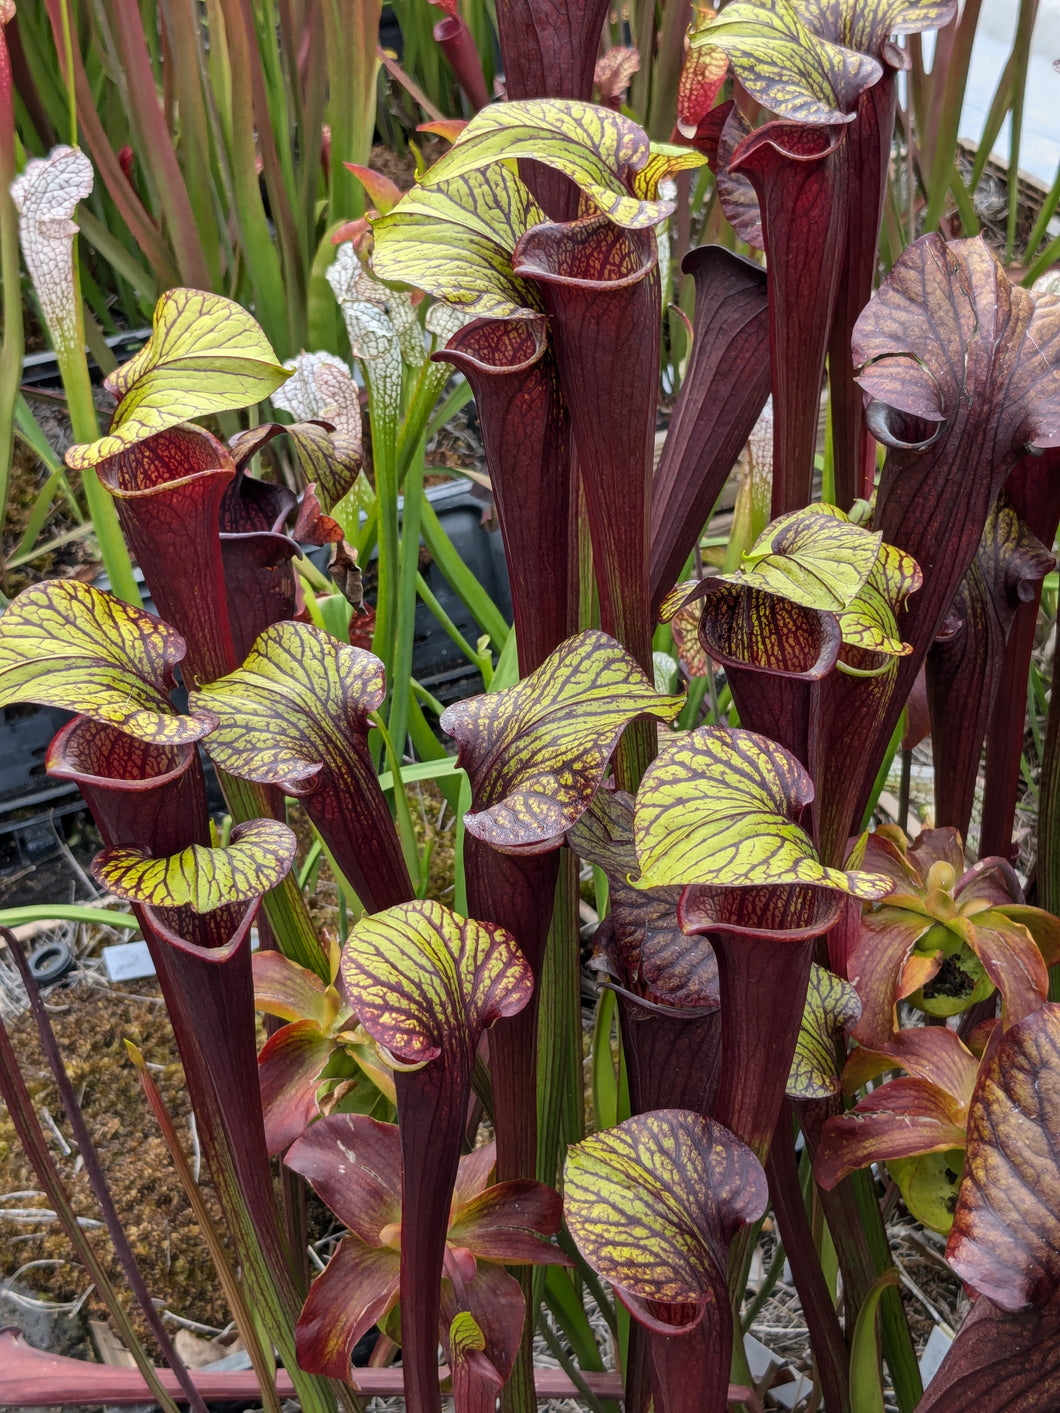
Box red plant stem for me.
[494,0,608,103]
[0,8,21,525]
[95,432,326,972]
[140,904,302,1290]
[617,994,722,1413]
[2,928,210,1413]
[134,907,339,1413]
[846,445,1036,838]
[1039,640,1060,923]
[433,15,490,110]
[726,667,814,771]
[648,246,770,615]
[765,1105,851,1413]
[811,660,898,866]
[437,318,574,674]
[980,595,1041,860]
[44,722,322,1403]
[47,717,212,854]
[494,0,610,218]
[453,1357,504,1413]
[730,124,848,517]
[218,528,299,663]
[435,311,573,1413]
[618,993,721,1117]
[257,925,308,1281]
[97,427,240,688]
[925,521,1052,838]
[800,1098,923,1411]
[297,768,415,913]
[828,74,898,510]
[647,1317,731,1413]
[711,933,815,1163]
[512,218,660,687]
[489,1004,542,1178]
[623,1324,653,1413]
[824,896,863,979]
[980,447,1060,858]
[463,837,559,1181]
[394,1060,472,1413]
[460,851,556,1413]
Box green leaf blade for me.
[787,962,862,1099]
[193,621,414,914]
[420,99,673,230]
[563,1109,768,1306]
[93,819,297,912]
[192,621,385,792]
[633,726,890,899]
[727,505,882,611]
[68,290,291,467]
[370,213,542,318]
[442,630,683,853]
[0,580,213,744]
[691,1,882,124]
[339,899,533,1065]
[796,1,958,57]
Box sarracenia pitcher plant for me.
[2,18,1060,1413]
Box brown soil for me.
[0,982,229,1352]
[368,142,419,193]
[424,401,488,489]
[368,138,448,194]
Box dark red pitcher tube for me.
[95,425,240,688]
[513,215,660,681]
[437,315,573,674]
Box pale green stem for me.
[60,237,141,606]
[388,452,424,758]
